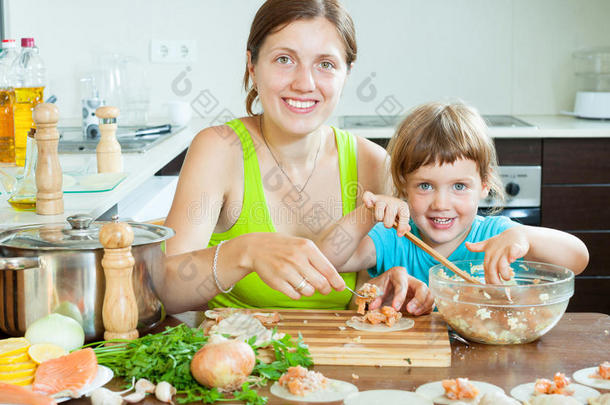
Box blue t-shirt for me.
[367,215,517,284]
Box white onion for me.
[190,339,256,391]
[25,313,85,351]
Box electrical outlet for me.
[150,40,197,63]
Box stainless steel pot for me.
[0,214,174,341]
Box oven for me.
[479,166,541,225]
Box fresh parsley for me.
[85,324,312,405]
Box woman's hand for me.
[466,226,530,284]
[366,267,434,316]
[362,191,411,236]
[243,233,347,300]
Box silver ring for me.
[295,277,308,292]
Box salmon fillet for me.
[0,382,57,405]
[32,348,97,396]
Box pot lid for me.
[0,214,174,250]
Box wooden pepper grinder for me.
[100,215,139,341]
[96,106,123,173]
[33,103,64,215]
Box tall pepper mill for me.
[33,103,64,215]
[100,215,139,341]
[96,106,123,173]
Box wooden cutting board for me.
[271,309,451,367]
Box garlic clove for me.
[90,387,124,405]
[135,378,156,394]
[122,391,146,403]
[155,381,177,404]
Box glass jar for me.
[8,128,37,210]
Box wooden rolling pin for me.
[100,216,139,341]
[33,103,63,215]
[96,106,123,173]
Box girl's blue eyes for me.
[319,61,335,70]
[417,183,467,191]
[277,56,292,64]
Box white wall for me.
[5,0,610,123]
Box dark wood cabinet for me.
[541,138,610,314]
[494,137,608,313]
[494,139,541,165]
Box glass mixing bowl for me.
[429,260,574,345]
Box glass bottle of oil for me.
[0,39,19,164]
[8,128,37,210]
[11,38,45,167]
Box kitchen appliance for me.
[341,114,535,129]
[572,47,610,119]
[479,165,541,226]
[0,214,174,340]
[80,76,104,139]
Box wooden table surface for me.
[43,312,610,404]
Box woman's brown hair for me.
[243,0,357,116]
[387,101,505,211]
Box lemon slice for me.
[0,338,30,358]
[0,360,37,372]
[0,367,36,381]
[0,352,29,364]
[0,374,35,386]
[28,343,67,365]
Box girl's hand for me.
[367,267,434,316]
[465,226,530,284]
[362,191,411,236]
[243,233,346,300]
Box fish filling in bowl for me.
[429,260,574,344]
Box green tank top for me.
[208,119,358,310]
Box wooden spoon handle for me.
[402,230,483,285]
[367,204,483,285]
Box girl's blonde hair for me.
[387,101,504,211]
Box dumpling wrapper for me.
[588,393,610,405]
[415,380,504,404]
[573,367,610,390]
[524,394,583,405]
[346,317,414,332]
[511,382,600,404]
[270,379,358,403]
[344,389,432,405]
[478,391,521,405]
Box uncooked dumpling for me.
[478,391,520,405]
[525,394,581,405]
[589,393,610,405]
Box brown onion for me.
[190,339,256,391]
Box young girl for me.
[316,101,589,314]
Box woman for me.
[159,0,425,314]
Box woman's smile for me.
[283,97,319,113]
[249,17,349,136]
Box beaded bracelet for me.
[212,240,233,293]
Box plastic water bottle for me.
[0,39,19,164]
[10,38,45,167]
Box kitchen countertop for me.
[1,114,608,228]
[346,114,610,139]
[0,118,206,228]
[63,312,609,405]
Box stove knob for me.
[505,182,520,197]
